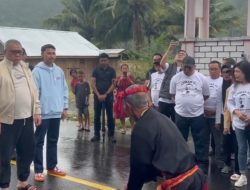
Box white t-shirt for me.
[170,71,210,117]
[150,72,165,107]
[204,76,223,117]
[227,83,250,130]
[12,64,32,119]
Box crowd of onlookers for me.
[70,41,250,187]
[1,38,250,189]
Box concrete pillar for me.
[247,0,250,36]
[181,41,195,57]
[198,0,210,38]
[184,0,196,38]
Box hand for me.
[235,110,248,121]
[98,94,107,102]
[34,114,42,127]
[204,110,215,117]
[61,110,68,121]
[144,80,150,87]
[168,41,177,50]
[223,128,231,135]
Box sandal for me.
[121,129,126,134]
[78,128,84,131]
[34,173,45,182]
[48,166,66,176]
[17,184,37,190]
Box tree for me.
[209,0,240,37]
[104,0,160,50]
[44,0,109,41]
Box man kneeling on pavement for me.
[118,85,208,190]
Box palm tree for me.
[158,0,240,38]
[44,0,109,41]
[104,0,159,50]
[209,0,240,37]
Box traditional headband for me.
[117,85,148,99]
[115,85,149,114]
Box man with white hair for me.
[119,85,207,190]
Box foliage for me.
[43,0,111,42]
[209,0,241,37]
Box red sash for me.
[157,165,203,190]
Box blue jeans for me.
[235,127,250,174]
[34,118,61,173]
[175,113,210,174]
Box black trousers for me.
[94,95,115,138]
[158,101,175,122]
[0,117,34,188]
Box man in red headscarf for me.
[120,85,208,190]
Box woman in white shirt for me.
[227,60,250,187]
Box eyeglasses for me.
[9,50,23,55]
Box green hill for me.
[0,0,63,28]
[0,0,247,35]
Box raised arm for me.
[160,41,177,70]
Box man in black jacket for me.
[120,85,207,190]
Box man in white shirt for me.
[170,56,210,174]
[158,42,187,122]
[0,39,41,190]
[150,62,165,109]
[204,60,223,167]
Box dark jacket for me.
[159,63,177,100]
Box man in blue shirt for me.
[32,44,69,182]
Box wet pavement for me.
[9,120,250,190]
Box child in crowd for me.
[75,71,91,131]
[70,68,78,94]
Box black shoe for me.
[90,136,100,142]
[108,136,116,143]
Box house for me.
[0,26,124,80]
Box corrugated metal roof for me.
[0,26,100,57]
[100,49,125,58]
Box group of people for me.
[0,40,68,190]
[143,42,250,188]
[1,38,250,190]
[70,56,136,141]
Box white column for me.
[198,0,210,38]
[247,0,250,36]
[184,0,196,38]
